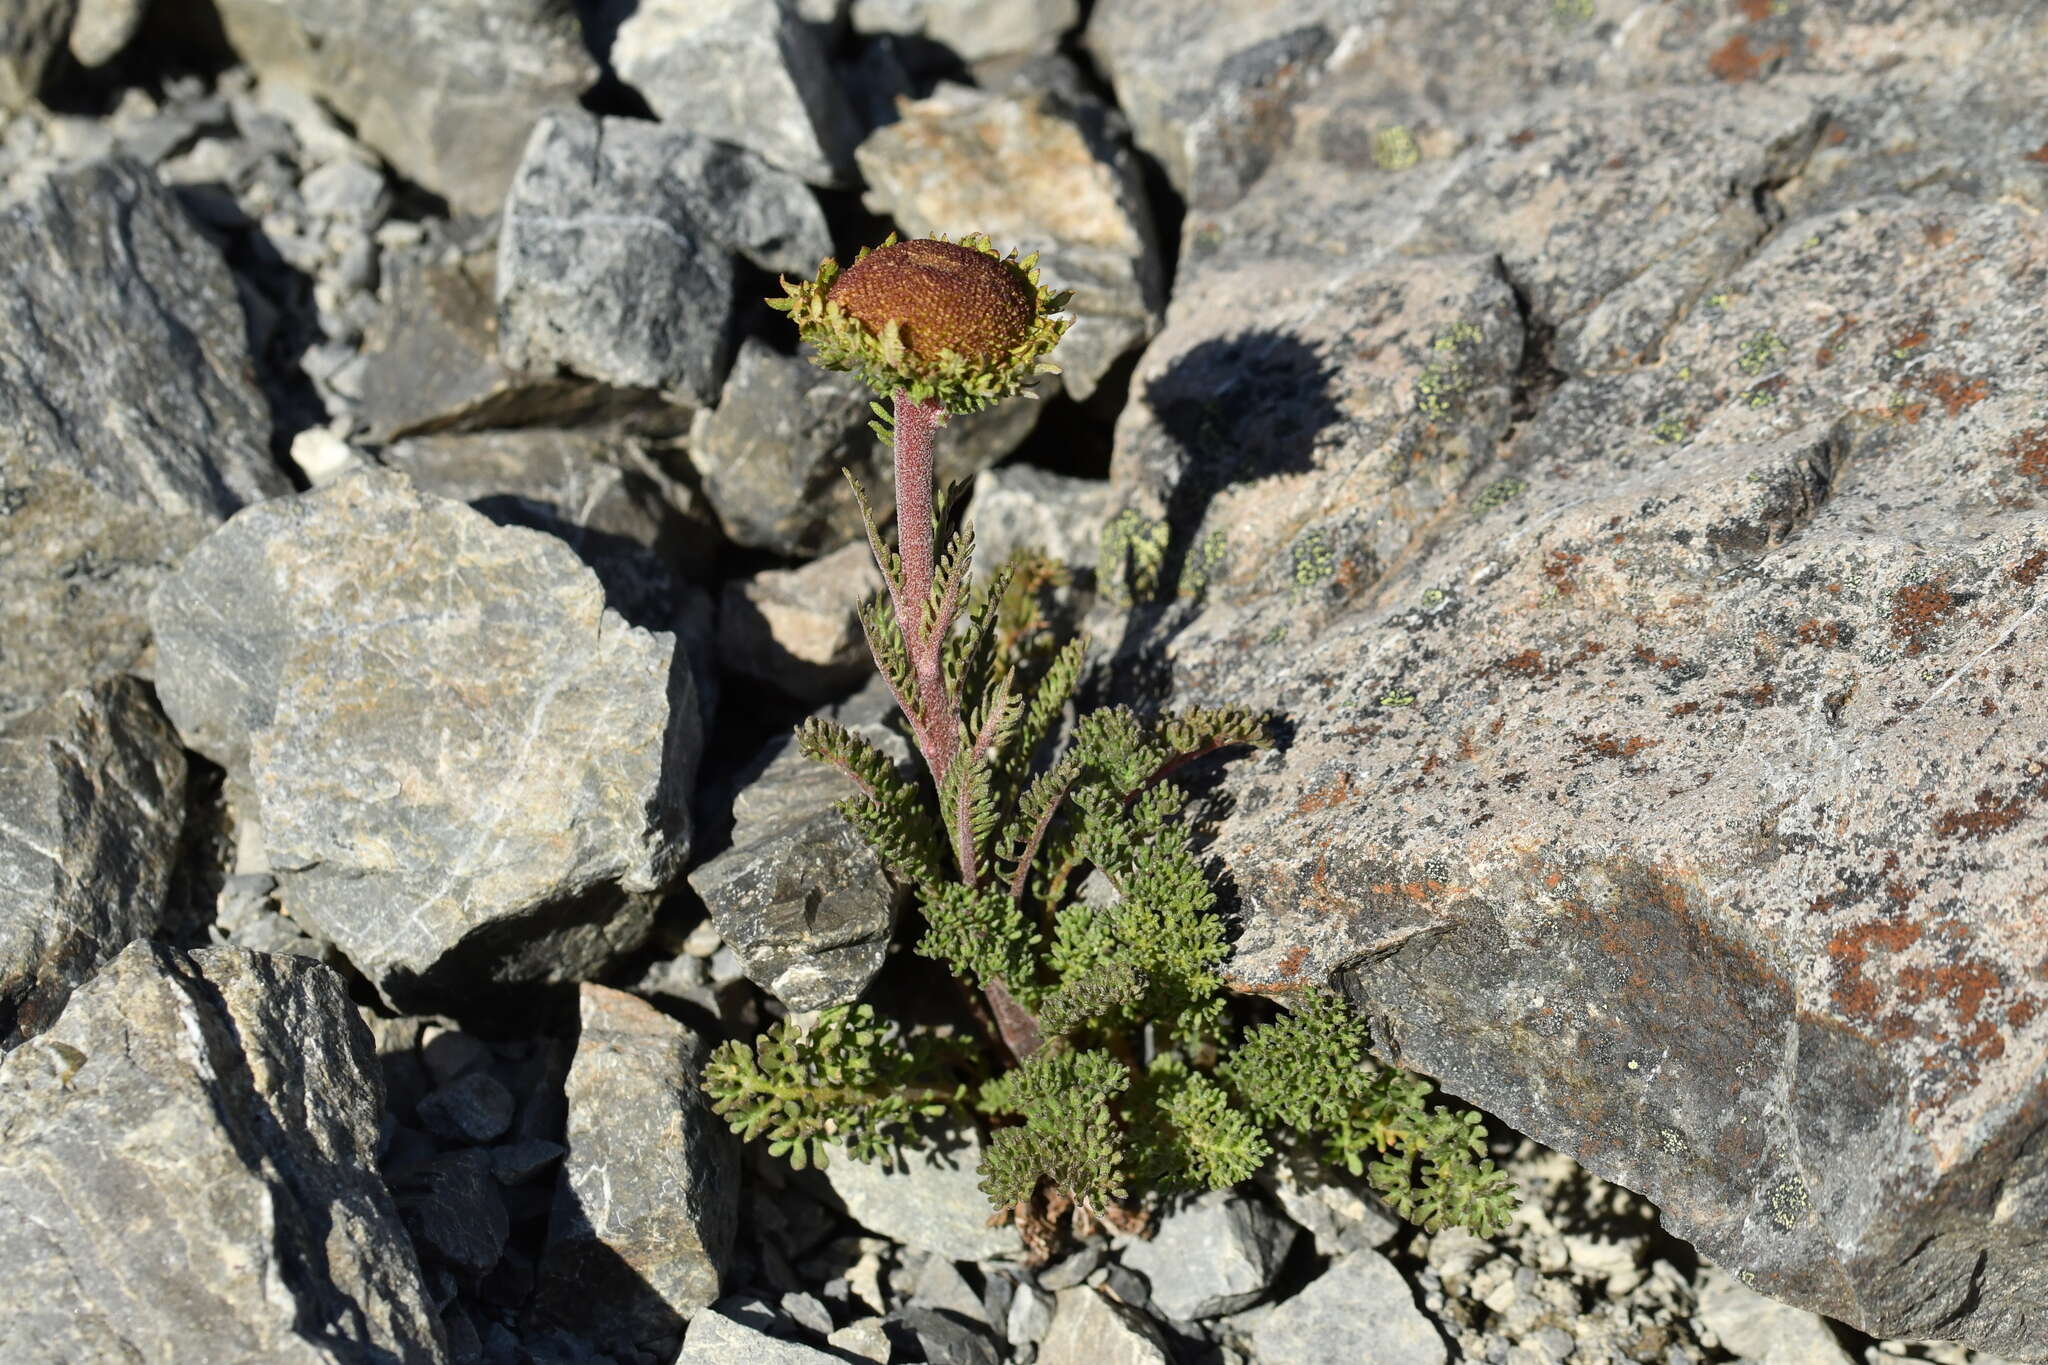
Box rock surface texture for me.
[537,983,737,1359]
[0,679,186,1048]
[0,157,288,726]
[149,469,696,1010]
[1090,1,2048,1354]
[209,0,596,215]
[0,942,444,1362]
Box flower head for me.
[770,233,1072,413]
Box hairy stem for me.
[890,390,960,785]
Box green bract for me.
[768,232,1074,413]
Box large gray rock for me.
[498,110,811,406]
[149,469,697,1010]
[1119,1188,1298,1320]
[820,1124,1016,1262]
[1092,27,2048,1353]
[1248,1250,1445,1365]
[0,157,287,726]
[688,697,906,1011]
[855,85,1163,401]
[0,941,445,1363]
[536,983,738,1358]
[0,0,73,107]
[1037,1287,1170,1365]
[610,0,858,188]
[677,1300,843,1364]
[0,679,186,1048]
[848,0,1078,62]
[209,0,596,215]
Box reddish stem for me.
[890,390,959,786]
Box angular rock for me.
[820,1125,1015,1262]
[849,0,1078,63]
[0,941,445,1362]
[1119,1188,1297,1320]
[1084,0,1352,210]
[1037,1287,1170,1365]
[0,679,186,1048]
[150,469,697,1010]
[1248,1250,1444,1365]
[537,983,738,1358]
[719,539,883,703]
[690,339,1042,556]
[68,0,144,66]
[890,1304,1002,1365]
[677,1300,843,1364]
[688,714,902,1010]
[1103,174,2048,1365]
[397,1148,508,1281]
[497,110,745,406]
[610,0,858,187]
[0,157,287,726]
[1696,1262,1855,1365]
[210,0,596,215]
[856,84,1163,400]
[416,1071,515,1144]
[1,0,73,106]
[970,464,1114,582]
[356,246,653,442]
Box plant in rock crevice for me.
[702,232,1517,1256]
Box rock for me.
[719,539,884,703]
[488,1138,564,1186]
[1005,1278,1053,1346]
[1095,55,2048,1361]
[848,0,1078,62]
[0,679,186,1048]
[209,0,597,215]
[688,339,888,557]
[1257,1144,1401,1256]
[855,84,1163,400]
[688,700,906,1010]
[820,1125,1016,1262]
[905,1254,987,1324]
[149,469,697,1010]
[610,0,858,188]
[397,1148,509,1281]
[497,110,743,406]
[1696,1263,1855,1365]
[1084,0,1351,210]
[1119,1188,1297,1320]
[416,1071,516,1144]
[536,983,738,1357]
[356,247,653,442]
[1036,1287,1170,1365]
[0,158,287,726]
[890,1304,1002,1365]
[0,941,445,1361]
[380,425,723,630]
[68,0,143,67]
[827,1316,892,1362]
[1249,1250,1444,1365]
[970,464,1114,582]
[677,1300,843,1364]
[0,0,71,108]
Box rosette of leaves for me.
[703,233,1518,1257]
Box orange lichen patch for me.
[1570,732,1661,765]
[1294,769,1356,815]
[1903,368,1991,418]
[1632,643,1687,671]
[1271,944,1312,985]
[1734,0,1772,20]
[2004,427,2048,491]
[1827,915,1923,1023]
[1794,617,1846,647]
[1670,700,1701,716]
[1891,327,1930,353]
[1890,578,1958,656]
[1708,34,1785,81]
[1933,788,2031,842]
[1543,550,1583,595]
[1923,222,1956,248]
[1491,648,1547,677]
[2027,143,2048,165]
[2012,549,2048,586]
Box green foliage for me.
[978,1047,1129,1210]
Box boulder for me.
[536,983,738,1358]
[1118,1188,1297,1320]
[855,85,1163,400]
[0,941,445,1362]
[820,1125,1016,1263]
[0,157,287,726]
[149,469,697,1010]
[0,679,186,1048]
[1248,1250,1445,1365]
[609,0,858,188]
[209,0,596,215]
[1095,55,2048,1364]
[1036,1287,1170,1365]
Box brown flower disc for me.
[826,239,1037,364]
